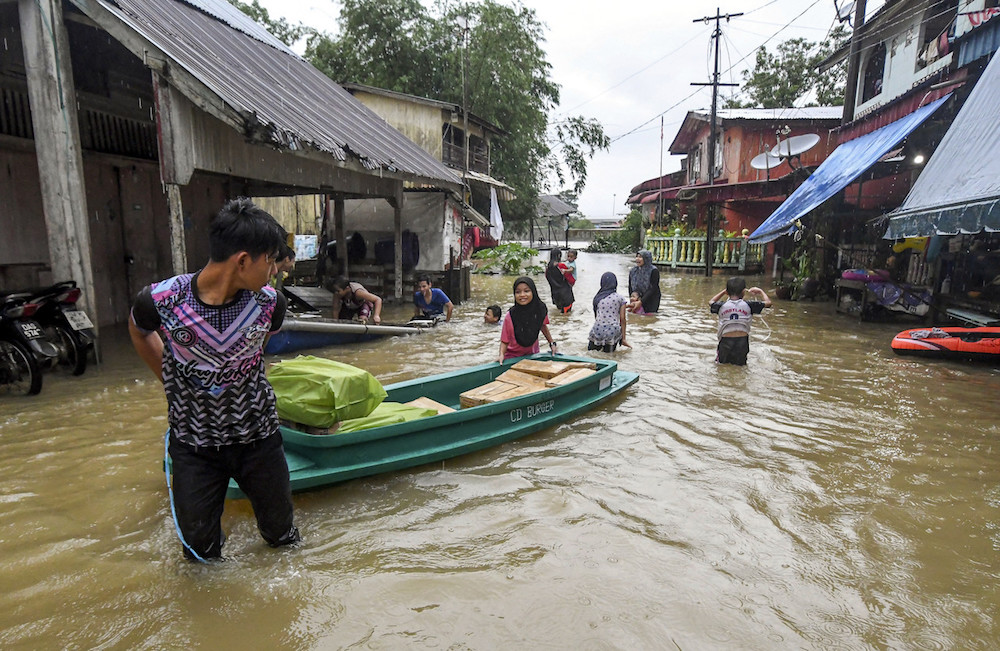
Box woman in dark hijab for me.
[628,250,661,313]
[588,272,630,352]
[498,276,556,363]
[544,248,575,314]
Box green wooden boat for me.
[226,354,638,498]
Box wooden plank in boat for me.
[480,382,537,405]
[460,380,535,408]
[562,361,598,370]
[460,380,517,407]
[545,367,596,387]
[405,396,456,414]
[510,359,572,378]
[498,368,550,388]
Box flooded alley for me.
[2,250,1000,649]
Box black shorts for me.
[717,336,750,365]
[588,339,620,353]
[169,432,299,559]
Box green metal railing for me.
[646,233,764,271]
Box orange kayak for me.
[891,327,1000,361]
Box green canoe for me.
[227,354,638,498]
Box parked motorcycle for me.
[0,293,60,396]
[30,280,96,376]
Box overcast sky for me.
[255,0,886,220]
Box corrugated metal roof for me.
[687,107,844,122]
[537,195,576,218]
[175,0,294,54]
[75,0,462,190]
[464,170,516,201]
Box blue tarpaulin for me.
[748,95,951,244]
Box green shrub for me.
[472,242,541,275]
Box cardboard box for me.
[405,396,456,414]
[511,359,572,378]
[460,380,536,407]
[498,368,550,388]
[545,367,597,387]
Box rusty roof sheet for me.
[75,0,461,190]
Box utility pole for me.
[461,17,470,178]
[692,8,741,277]
[841,0,867,125]
[657,116,664,229]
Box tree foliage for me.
[255,0,606,227]
[726,25,850,108]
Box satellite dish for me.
[771,133,821,158]
[835,0,856,23]
[750,151,784,170]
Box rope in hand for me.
[757,315,772,343]
[163,429,208,564]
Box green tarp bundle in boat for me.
[335,402,438,433]
[268,356,387,428]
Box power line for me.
[556,31,705,116]
[611,0,823,142]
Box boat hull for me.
[227,354,638,497]
[891,326,1000,361]
[264,316,421,354]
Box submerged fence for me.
[646,233,765,271]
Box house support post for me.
[166,184,187,274]
[334,197,346,276]
[390,185,404,300]
[19,0,97,319]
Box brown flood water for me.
[2,250,1000,649]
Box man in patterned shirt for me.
[129,198,300,560]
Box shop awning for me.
[748,94,950,244]
[883,52,1000,239]
[640,188,680,204]
[464,170,517,201]
[463,204,491,228]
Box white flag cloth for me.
[489,187,504,241]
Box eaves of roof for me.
[72,0,462,191]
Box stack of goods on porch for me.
[458,359,596,408]
[268,356,443,435]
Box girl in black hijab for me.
[545,248,575,314]
[498,276,556,363]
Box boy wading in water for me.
[709,277,772,366]
[129,198,300,560]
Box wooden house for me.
[0,0,460,326]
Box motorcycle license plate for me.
[18,320,43,339]
[63,309,94,331]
